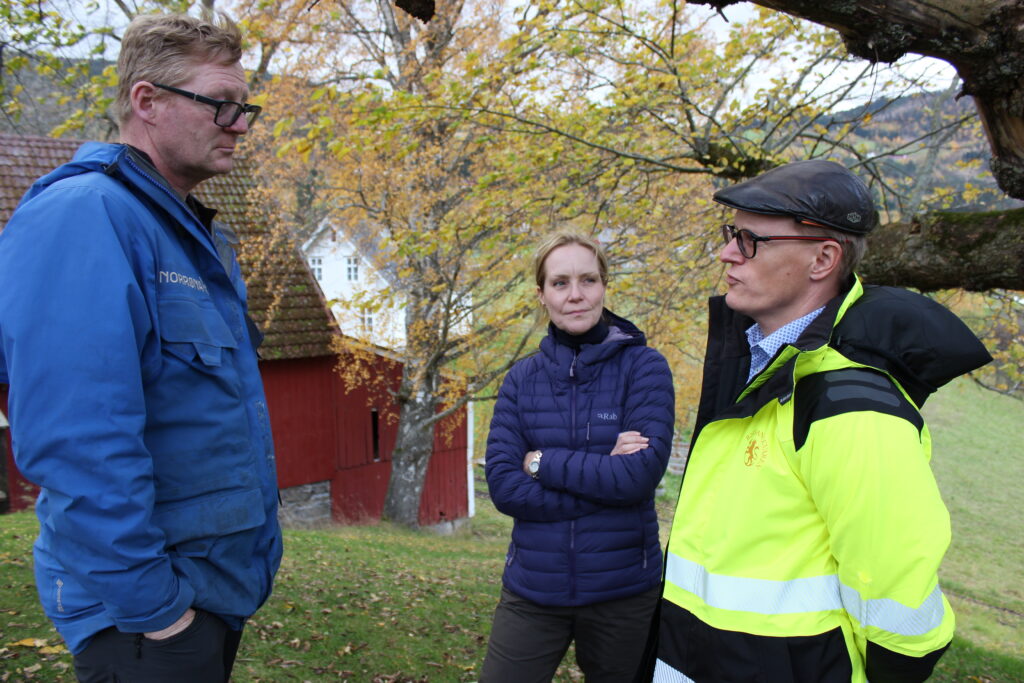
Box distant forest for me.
[825,91,1022,213]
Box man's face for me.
[148,59,250,195]
[719,210,826,335]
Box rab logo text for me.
[743,431,767,469]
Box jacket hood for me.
[832,284,992,407]
[542,308,644,349]
[19,142,124,205]
[540,308,645,375]
[20,143,183,210]
[18,142,223,267]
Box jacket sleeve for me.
[796,374,953,680]
[540,347,675,506]
[0,184,194,633]
[485,367,606,522]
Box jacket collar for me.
[539,308,645,381]
[44,143,230,281]
[703,273,992,415]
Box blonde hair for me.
[533,231,609,289]
[116,12,243,126]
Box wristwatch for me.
[527,451,543,478]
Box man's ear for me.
[130,81,160,125]
[809,241,843,282]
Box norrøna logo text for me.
[159,270,208,293]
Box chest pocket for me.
[158,296,238,367]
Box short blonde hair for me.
[533,231,609,289]
[116,12,243,126]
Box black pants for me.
[481,586,660,683]
[73,609,243,683]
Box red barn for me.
[0,134,470,528]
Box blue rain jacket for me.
[486,311,675,606]
[0,143,282,654]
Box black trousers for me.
[72,609,243,683]
[481,585,660,683]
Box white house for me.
[302,221,407,348]
[302,220,475,349]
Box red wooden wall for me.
[2,353,469,527]
[260,353,468,526]
[0,387,36,512]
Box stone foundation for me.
[278,480,332,529]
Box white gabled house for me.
[302,221,407,348]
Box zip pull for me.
[586,422,591,444]
[570,350,578,379]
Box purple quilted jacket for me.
[485,310,675,606]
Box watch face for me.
[529,460,539,473]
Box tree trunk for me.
[381,368,438,528]
[698,0,1024,200]
[859,208,1024,291]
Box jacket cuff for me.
[865,640,949,683]
[111,576,196,634]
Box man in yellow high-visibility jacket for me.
[651,160,991,683]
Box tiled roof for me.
[0,133,336,360]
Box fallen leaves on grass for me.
[6,638,65,656]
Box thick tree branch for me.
[860,208,1024,291]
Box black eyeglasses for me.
[721,224,842,259]
[152,83,261,128]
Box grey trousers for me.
[72,609,242,683]
[481,585,660,683]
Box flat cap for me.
[713,159,878,235]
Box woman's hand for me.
[522,450,542,475]
[610,431,648,455]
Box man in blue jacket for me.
[0,12,281,682]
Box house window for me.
[362,312,374,332]
[309,257,323,281]
[346,256,359,281]
[371,409,381,462]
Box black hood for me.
[832,285,992,407]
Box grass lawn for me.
[924,379,1024,682]
[0,378,1021,681]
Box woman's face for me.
[538,243,606,335]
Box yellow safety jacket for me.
[654,277,991,683]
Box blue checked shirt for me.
[746,306,825,382]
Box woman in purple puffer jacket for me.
[481,231,675,683]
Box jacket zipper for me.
[569,520,577,601]
[641,524,648,569]
[122,155,218,252]
[569,349,579,601]
[125,150,276,603]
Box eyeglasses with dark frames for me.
[721,224,843,259]
[152,83,261,128]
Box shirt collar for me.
[746,305,826,381]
